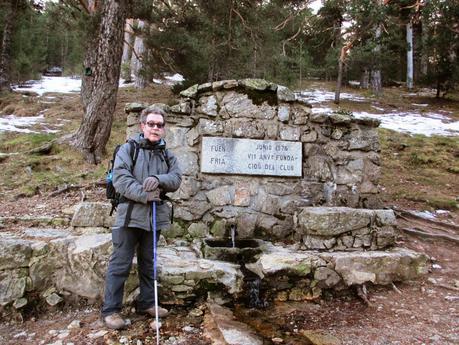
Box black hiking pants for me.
[101,227,161,317]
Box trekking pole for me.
[151,201,160,345]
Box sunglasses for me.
[145,121,165,129]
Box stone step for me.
[0,229,429,310]
[296,207,397,251]
[246,242,429,301]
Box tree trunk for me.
[406,22,414,89]
[0,0,19,92]
[72,0,131,164]
[371,25,382,96]
[131,20,147,89]
[360,68,369,89]
[121,18,134,82]
[334,56,344,104]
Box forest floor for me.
[0,80,458,344]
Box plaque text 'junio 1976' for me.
[201,137,302,177]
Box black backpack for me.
[106,140,140,216]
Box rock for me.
[13,297,28,309]
[278,105,290,122]
[165,126,189,149]
[0,268,28,306]
[314,267,341,288]
[199,118,224,135]
[70,202,113,228]
[169,176,201,200]
[67,320,81,329]
[348,129,379,151]
[301,330,341,345]
[87,330,108,339]
[212,79,238,91]
[46,292,63,306]
[277,85,296,102]
[54,234,112,299]
[228,119,264,138]
[272,337,284,344]
[320,248,430,285]
[207,303,263,345]
[149,320,162,329]
[297,207,373,236]
[210,220,227,238]
[279,125,301,141]
[189,308,204,317]
[206,185,235,206]
[187,223,208,238]
[170,150,198,175]
[221,92,275,119]
[239,78,272,91]
[0,238,33,270]
[125,102,148,113]
[183,325,197,333]
[197,95,218,116]
[180,84,198,98]
[330,113,352,125]
[170,101,192,114]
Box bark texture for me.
[74,0,132,164]
[0,0,19,92]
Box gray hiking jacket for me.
[112,133,182,231]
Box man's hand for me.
[146,189,161,202]
[143,176,159,191]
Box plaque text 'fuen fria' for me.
[201,137,302,177]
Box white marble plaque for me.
[201,137,302,176]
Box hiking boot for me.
[103,313,126,329]
[137,306,169,318]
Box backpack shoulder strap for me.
[162,148,170,171]
[127,139,140,167]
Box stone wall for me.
[125,79,382,242]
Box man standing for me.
[102,106,182,329]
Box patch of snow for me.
[165,73,184,82]
[0,114,45,133]
[311,107,334,114]
[352,111,459,136]
[435,210,449,214]
[12,76,81,96]
[410,210,437,220]
[412,103,428,107]
[296,89,366,103]
[348,80,360,86]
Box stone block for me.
[277,85,296,102]
[297,207,373,236]
[180,84,198,98]
[277,105,290,122]
[71,202,113,228]
[279,125,301,141]
[188,223,208,238]
[0,268,28,306]
[197,95,218,116]
[206,185,235,206]
[165,126,190,149]
[0,238,33,270]
[170,149,198,175]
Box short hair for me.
[140,106,167,123]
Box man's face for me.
[141,113,165,142]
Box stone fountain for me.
[0,79,429,319]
